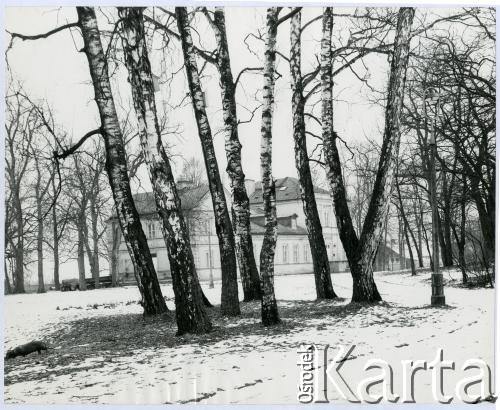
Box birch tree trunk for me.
[76,6,167,314]
[176,6,240,317]
[118,7,211,334]
[289,10,336,300]
[211,7,261,302]
[322,7,415,302]
[259,7,281,326]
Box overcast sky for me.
[5,6,393,191]
[5,6,461,282]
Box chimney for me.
[245,179,256,195]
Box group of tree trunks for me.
[7,6,424,333]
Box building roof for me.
[131,184,210,216]
[249,176,330,204]
[250,213,307,236]
[249,221,307,236]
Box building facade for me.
[108,177,349,284]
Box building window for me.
[282,244,288,264]
[293,244,299,263]
[148,221,157,239]
[324,207,330,227]
[303,243,309,262]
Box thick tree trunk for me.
[471,181,495,266]
[176,7,240,317]
[290,10,336,299]
[259,7,281,326]
[119,7,211,334]
[77,6,167,315]
[211,8,261,302]
[322,7,414,302]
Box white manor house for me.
[108,177,348,284]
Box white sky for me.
[5,6,390,190]
[4,6,463,283]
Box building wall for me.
[112,191,349,283]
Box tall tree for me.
[322,7,415,302]
[203,7,262,302]
[259,7,281,326]
[5,92,36,294]
[118,7,211,334]
[289,9,337,300]
[176,6,240,317]
[76,6,167,314]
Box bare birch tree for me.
[202,7,262,302]
[76,6,167,314]
[176,6,240,317]
[259,7,281,326]
[117,7,211,334]
[289,9,337,300]
[322,7,415,302]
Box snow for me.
[4,269,495,404]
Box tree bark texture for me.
[52,179,60,291]
[259,7,281,326]
[176,6,240,317]
[322,7,415,302]
[211,7,261,302]
[118,7,212,334]
[289,10,336,300]
[77,223,87,291]
[77,6,167,315]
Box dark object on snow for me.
[5,341,48,359]
[61,275,114,291]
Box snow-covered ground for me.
[3,269,495,404]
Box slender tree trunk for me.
[176,6,240,317]
[211,8,261,302]
[290,10,336,299]
[52,179,60,291]
[13,193,24,293]
[34,160,46,294]
[90,198,100,288]
[322,7,414,302]
[119,7,211,333]
[411,197,424,268]
[259,7,281,326]
[77,6,167,314]
[36,201,45,293]
[110,220,121,286]
[404,225,416,275]
[441,177,454,267]
[5,259,12,295]
[77,223,87,291]
[396,181,416,275]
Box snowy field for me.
[4,269,495,404]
